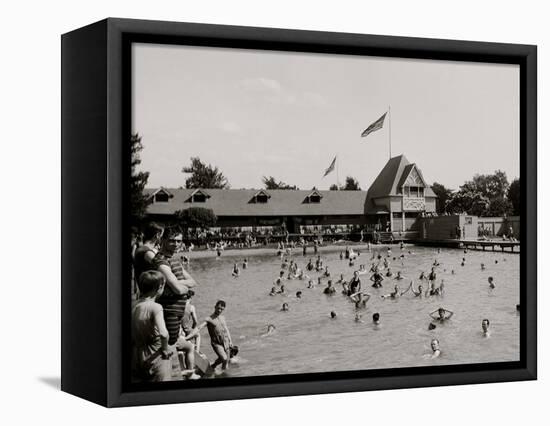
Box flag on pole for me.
[323,156,337,177]
[361,112,387,138]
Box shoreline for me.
[177,241,403,260]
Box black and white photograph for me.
[129,42,521,383]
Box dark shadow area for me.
[38,377,61,390]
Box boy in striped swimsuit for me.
[153,230,200,379]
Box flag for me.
[361,112,387,137]
[323,156,336,177]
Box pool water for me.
[184,245,520,377]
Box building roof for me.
[145,188,370,217]
[364,155,436,213]
[145,154,437,217]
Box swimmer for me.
[279,285,286,294]
[281,302,289,311]
[488,276,495,289]
[340,251,344,260]
[381,284,409,299]
[232,263,240,278]
[385,268,393,278]
[358,264,368,275]
[274,270,285,285]
[350,292,371,309]
[306,259,314,271]
[480,263,485,270]
[261,324,276,337]
[430,307,454,322]
[242,258,248,269]
[410,281,424,297]
[394,271,405,280]
[372,312,381,326]
[495,259,499,264]
[482,318,491,337]
[323,266,331,277]
[428,323,437,330]
[349,271,361,294]
[296,291,302,299]
[323,280,336,295]
[370,269,384,288]
[434,280,445,296]
[330,311,337,319]
[354,313,364,323]
[269,287,277,296]
[341,281,350,295]
[428,267,437,287]
[430,339,441,358]
[281,258,289,269]
[307,279,314,289]
[349,258,355,267]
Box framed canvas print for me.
[61,18,537,407]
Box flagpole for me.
[388,105,392,159]
[336,155,339,189]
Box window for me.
[256,194,269,203]
[154,192,169,202]
[192,193,207,202]
[309,195,321,203]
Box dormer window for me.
[154,192,169,202]
[192,193,206,202]
[251,190,271,204]
[305,190,323,204]
[152,188,173,203]
[188,189,210,203]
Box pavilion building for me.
[144,154,437,234]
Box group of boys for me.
[131,223,232,382]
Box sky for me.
[132,43,520,191]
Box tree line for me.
[131,133,520,226]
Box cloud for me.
[240,77,327,108]
[241,77,282,93]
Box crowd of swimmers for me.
[265,240,515,360]
[131,222,517,381]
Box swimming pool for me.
[184,244,520,377]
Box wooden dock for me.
[412,238,520,253]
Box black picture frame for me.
[61,18,537,407]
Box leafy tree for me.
[262,176,298,190]
[328,176,360,190]
[431,182,453,214]
[446,191,489,216]
[174,207,217,231]
[182,157,229,189]
[342,176,360,190]
[508,178,520,216]
[130,133,152,226]
[446,170,512,217]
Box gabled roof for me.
[146,188,369,217]
[366,155,436,199]
[146,187,174,199]
[184,188,211,202]
[366,154,411,199]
